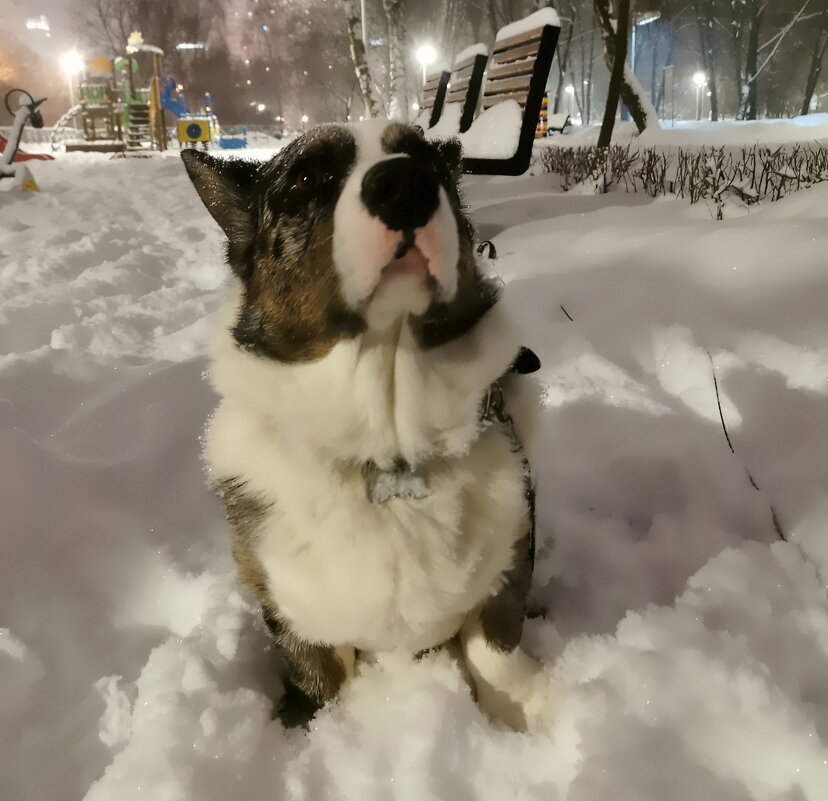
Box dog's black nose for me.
[361,157,440,232]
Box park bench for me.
[417,42,488,135]
[418,69,450,130]
[547,112,572,134]
[459,8,561,176]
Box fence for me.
[538,143,828,219]
[0,126,55,145]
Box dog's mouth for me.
[380,234,430,284]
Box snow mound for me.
[2,148,828,800]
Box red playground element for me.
[0,134,54,161]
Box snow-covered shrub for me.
[539,142,828,218]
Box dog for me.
[181,119,543,730]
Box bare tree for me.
[801,5,828,114]
[596,0,629,147]
[342,0,379,117]
[552,1,577,114]
[695,0,720,120]
[383,0,410,120]
[594,0,660,133]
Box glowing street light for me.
[257,103,266,112]
[301,114,309,128]
[693,71,708,120]
[415,43,437,84]
[60,51,84,107]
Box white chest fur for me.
[205,293,529,652]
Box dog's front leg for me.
[460,533,543,731]
[263,608,355,728]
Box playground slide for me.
[0,134,54,161]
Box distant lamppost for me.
[415,43,437,85]
[257,103,266,112]
[693,71,707,121]
[565,84,575,118]
[60,50,84,107]
[301,113,309,129]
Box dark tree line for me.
[70,0,827,126]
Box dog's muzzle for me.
[361,157,440,238]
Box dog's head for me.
[182,119,497,362]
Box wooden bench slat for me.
[484,74,533,94]
[446,91,469,104]
[452,64,475,81]
[492,42,543,65]
[448,75,470,92]
[492,25,546,55]
[482,91,529,109]
[423,77,443,92]
[453,53,485,73]
[487,59,535,81]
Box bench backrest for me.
[420,70,450,129]
[463,9,560,175]
[445,46,489,133]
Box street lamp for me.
[60,50,84,107]
[415,43,437,85]
[257,103,266,112]
[565,84,575,118]
[693,71,707,120]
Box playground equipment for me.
[52,32,167,154]
[162,81,222,149]
[52,32,243,154]
[1,89,48,191]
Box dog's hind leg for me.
[263,608,355,729]
[460,533,543,731]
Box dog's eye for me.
[293,167,324,193]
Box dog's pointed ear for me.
[433,137,463,183]
[181,150,260,241]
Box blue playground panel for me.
[219,127,248,149]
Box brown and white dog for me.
[181,119,543,730]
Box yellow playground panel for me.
[177,117,214,145]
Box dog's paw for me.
[473,651,551,732]
[275,683,322,730]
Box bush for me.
[538,143,828,219]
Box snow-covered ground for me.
[2,143,828,801]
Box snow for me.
[3,138,828,801]
[496,8,561,41]
[459,100,523,158]
[623,63,661,131]
[425,101,463,138]
[453,42,488,67]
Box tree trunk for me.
[742,3,765,120]
[649,21,659,106]
[552,14,575,114]
[801,8,828,115]
[486,0,499,39]
[596,0,630,148]
[595,0,660,134]
[342,0,378,118]
[695,0,719,121]
[382,0,409,121]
